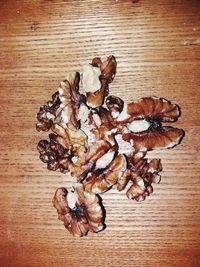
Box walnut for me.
[117,156,162,201]
[82,64,101,93]
[84,56,117,108]
[37,133,72,173]
[84,154,127,194]
[52,183,104,236]
[92,55,117,83]
[75,105,103,147]
[123,126,184,152]
[106,95,124,118]
[127,97,181,123]
[56,71,86,129]
[106,96,184,153]
[52,123,87,156]
[36,72,85,132]
[88,106,118,145]
[36,55,185,236]
[70,140,112,182]
[36,92,61,132]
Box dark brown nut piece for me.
[90,106,117,144]
[36,92,61,132]
[127,97,180,123]
[113,97,180,124]
[86,86,108,108]
[106,95,124,118]
[52,183,104,237]
[98,107,115,131]
[37,133,72,173]
[92,55,117,84]
[70,140,112,182]
[84,56,117,108]
[117,156,162,201]
[123,126,184,152]
[84,154,127,194]
[114,97,185,152]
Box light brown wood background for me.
[0,0,200,266]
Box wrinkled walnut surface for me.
[36,55,184,236]
[53,183,104,236]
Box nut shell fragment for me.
[52,183,104,236]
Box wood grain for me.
[0,0,200,266]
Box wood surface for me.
[0,0,200,266]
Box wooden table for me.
[0,1,200,266]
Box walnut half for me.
[106,96,185,154]
[52,183,105,236]
[84,153,127,194]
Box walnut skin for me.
[52,183,105,237]
[37,133,72,173]
[106,95,124,118]
[58,71,86,129]
[123,126,184,152]
[85,55,117,108]
[36,55,185,236]
[36,92,61,132]
[70,140,112,182]
[84,153,127,194]
[118,156,162,201]
[106,96,184,153]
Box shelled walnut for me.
[53,183,104,236]
[117,156,162,201]
[84,153,127,194]
[37,133,72,173]
[83,55,117,108]
[36,55,185,236]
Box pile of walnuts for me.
[36,56,184,236]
